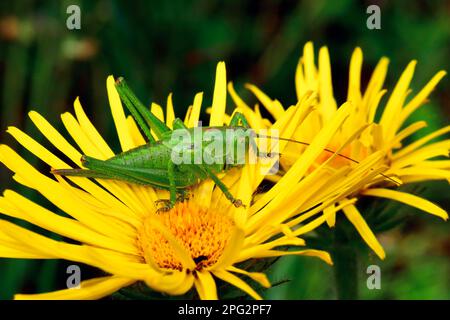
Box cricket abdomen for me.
[106,142,172,169]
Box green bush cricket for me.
[52,78,261,209]
[52,78,398,210]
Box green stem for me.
[333,225,360,300]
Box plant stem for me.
[333,225,360,300]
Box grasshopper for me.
[53,78,398,209]
[53,78,260,209]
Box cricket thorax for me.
[138,201,235,271]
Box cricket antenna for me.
[255,134,400,186]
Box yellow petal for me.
[210,228,245,270]
[188,92,203,127]
[243,249,332,265]
[149,270,194,296]
[194,271,218,300]
[362,188,448,220]
[15,276,134,300]
[106,75,135,151]
[126,115,147,146]
[390,121,427,149]
[380,60,416,138]
[394,167,450,182]
[0,219,152,279]
[318,46,337,118]
[324,204,336,227]
[401,71,446,123]
[295,56,306,99]
[228,82,252,111]
[74,97,115,158]
[303,41,317,86]
[0,190,137,255]
[6,125,139,223]
[362,57,389,117]
[149,102,165,140]
[347,47,363,104]
[393,140,450,167]
[213,270,262,300]
[209,62,227,126]
[393,125,450,160]
[227,266,271,288]
[342,203,386,259]
[239,236,306,262]
[248,102,353,230]
[166,93,175,129]
[0,145,140,242]
[245,84,284,120]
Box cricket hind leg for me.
[83,155,189,211]
[53,156,157,187]
[51,168,114,180]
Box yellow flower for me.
[228,42,449,259]
[0,62,381,300]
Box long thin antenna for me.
[256,134,400,186]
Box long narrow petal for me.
[318,46,337,118]
[106,75,135,151]
[0,191,137,255]
[21,114,140,220]
[245,84,284,120]
[362,188,448,220]
[0,145,140,243]
[166,93,175,129]
[303,41,317,87]
[15,276,134,300]
[249,101,353,219]
[210,228,245,270]
[150,103,165,140]
[0,219,153,278]
[74,98,115,158]
[209,62,227,126]
[380,60,416,139]
[393,125,450,160]
[213,270,262,300]
[400,71,446,123]
[188,92,203,127]
[194,271,218,300]
[239,247,332,265]
[362,57,389,120]
[347,47,363,104]
[342,204,386,259]
[126,115,147,146]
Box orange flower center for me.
[138,201,235,271]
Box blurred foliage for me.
[0,0,448,299]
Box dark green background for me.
[0,0,448,299]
